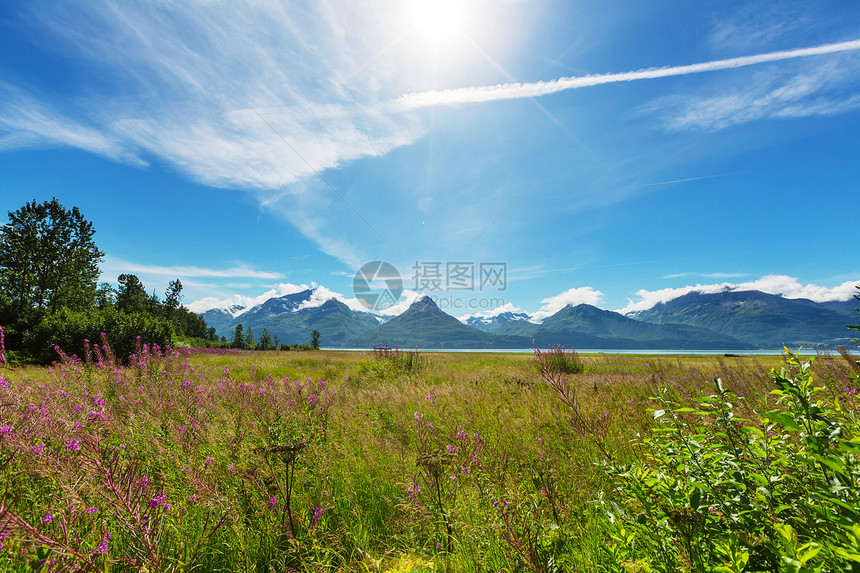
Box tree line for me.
[228,323,320,351]
[0,198,215,363]
[0,198,323,363]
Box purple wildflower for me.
[94,534,111,555]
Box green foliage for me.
[24,306,174,363]
[258,327,273,350]
[536,345,584,374]
[164,279,183,315]
[370,345,425,374]
[311,329,321,350]
[232,323,245,349]
[0,198,103,348]
[115,273,148,315]
[2,348,856,571]
[599,349,860,572]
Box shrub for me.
[24,307,174,364]
[598,349,860,572]
[534,345,584,375]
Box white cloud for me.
[619,275,860,314]
[647,55,860,131]
[375,289,424,317]
[532,286,603,322]
[5,1,860,269]
[186,281,411,316]
[187,283,312,314]
[295,285,374,314]
[101,256,285,280]
[1,1,426,266]
[707,3,810,54]
[0,82,142,165]
[395,39,860,109]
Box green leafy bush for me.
[535,345,584,375]
[599,349,860,572]
[25,306,174,363]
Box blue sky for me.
[1,0,858,320]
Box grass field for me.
[0,344,858,571]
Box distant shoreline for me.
[325,348,811,356]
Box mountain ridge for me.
[195,287,858,350]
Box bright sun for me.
[410,0,468,45]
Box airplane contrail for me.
[394,38,860,109]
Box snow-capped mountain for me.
[464,311,535,332]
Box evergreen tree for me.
[164,279,182,319]
[258,328,272,350]
[311,330,321,350]
[232,323,244,349]
[115,274,147,314]
[95,282,117,310]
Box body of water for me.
[328,348,819,356]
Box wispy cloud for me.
[1,1,425,265]
[186,281,408,316]
[648,58,860,131]
[101,256,285,280]
[395,39,860,108]
[0,82,142,165]
[619,275,859,314]
[3,1,860,269]
[663,272,747,279]
[186,282,311,315]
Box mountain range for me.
[201,289,379,346]
[198,287,858,350]
[629,290,858,349]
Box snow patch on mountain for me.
[458,302,534,325]
[620,275,859,315]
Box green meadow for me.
[1,345,859,572]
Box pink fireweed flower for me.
[267,496,277,511]
[149,494,167,508]
[406,484,421,501]
[43,513,53,524]
[65,438,80,451]
[86,507,98,514]
[204,457,213,465]
[94,534,111,555]
[310,505,325,528]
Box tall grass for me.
[0,343,857,571]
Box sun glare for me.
[410,0,467,45]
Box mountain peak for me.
[408,295,441,313]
